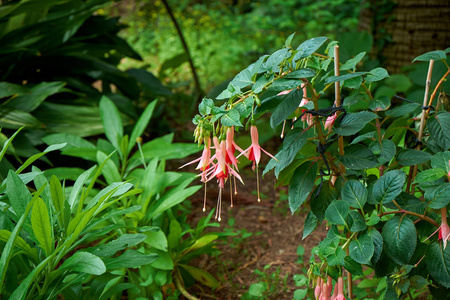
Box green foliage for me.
[189,35,450,298]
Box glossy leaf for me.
[365,67,389,83]
[341,180,367,210]
[372,170,406,204]
[369,139,396,164]
[88,233,147,257]
[274,128,307,175]
[340,52,366,71]
[369,96,391,112]
[302,212,318,240]
[99,96,123,150]
[414,168,447,184]
[397,149,432,166]
[348,211,367,232]
[413,50,446,62]
[349,232,374,264]
[325,200,349,226]
[103,250,158,270]
[344,256,364,275]
[368,228,383,265]
[425,183,450,209]
[270,88,302,128]
[426,242,450,288]
[288,162,317,213]
[382,216,417,265]
[334,111,378,136]
[337,144,378,170]
[60,252,106,275]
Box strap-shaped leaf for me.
[179,264,219,288]
[128,99,157,152]
[103,250,158,270]
[31,197,53,256]
[382,216,416,265]
[99,96,123,151]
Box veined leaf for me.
[382,216,416,265]
[341,180,367,210]
[337,144,378,170]
[325,200,349,226]
[100,96,123,151]
[270,88,303,128]
[103,250,158,270]
[372,170,406,204]
[6,170,31,219]
[129,100,157,152]
[179,264,219,288]
[31,197,53,256]
[413,50,446,62]
[349,232,374,264]
[426,242,450,288]
[289,162,317,213]
[334,111,378,136]
[60,251,106,275]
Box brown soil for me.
[182,160,327,300]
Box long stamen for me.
[233,173,237,195]
[229,175,233,208]
[203,182,207,212]
[256,164,261,202]
[218,186,222,222]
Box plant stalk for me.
[334,46,345,176]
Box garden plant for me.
[188,35,450,299]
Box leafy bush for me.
[188,34,450,298]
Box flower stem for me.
[378,210,439,227]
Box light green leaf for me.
[6,170,31,219]
[369,96,391,112]
[88,233,147,257]
[284,68,316,79]
[221,109,243,127]
[144,230,168,252]
[325,72,367,84]
[302,211,318,240]
[60,252,106,275]
[293,36,328,61]
[425,183,450,209]
[414,169,447,184]
[365,67,389,83]
[340,52,366,71]
[97,151,122,185]
[413,50,446,62]
[31,197,53,256]
[129,101,157,151]
[104,250,158,270]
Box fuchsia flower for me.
[314,277,322,300]
[439,207,450,249]
[239,125,277,202]
[335,277,346,300]
[324,113,338,131]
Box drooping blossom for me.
[314,277,322,300]
[330,279,339,300]
[324,113,338,131]
[299,83,314,126]
[335,277,346,300]
[238,125,277,202]
[439,207,450,249]
[325,276,333,298]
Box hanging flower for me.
[335,277,346,300]
[439,207,450,249]
[314,277,322,300]
[324,113,338,131]
[238,125,277,202]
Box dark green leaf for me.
[344,256,364,275]
[0,82,28,98]
[268,79,302,92]
[425,183,450,209]
[386,103,420,118]
[426,242,450,288]
[372,170,406,204]
[60,252,106,275]
[87,234,147,257]
[302,211,318,240]
[104,250,158,270]
[428,112,450,150]
[264,48,290,71]
[382,216,417,265]
[334,111,378,136]
[129,100,157,152]
[325,200,349,226]
[127,69,172,96]
[270,88,302,128]
[289,162,317,213]
[397,149,432,166]
[311,181,338,222]
[341,180,367,210]
[100,96,123,150]
[348,211,367,232]
[413,50,446,62]
[340,52,366,71]
[368,228,383,265]
[431,151,450,172]
[325,72,367,84]
[284,68,316,79]
[337,144,378,170]
[349,232,374,264]
[369,139,396,164]
[252,73,274,93]
[274,128,307,175]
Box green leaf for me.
[6,170,31,219]
[341,180,367,210]
[186,235,219,253]
[179,264,219,288]
[382,216,417,265]
[288,162,317,213]
[365,67,389,83]
[311,181,338,222]
[264,48,290,71]
[428,112,450,150]
[413,50,446,62]
[344,256,364,275]
[132,135,201,161]
[129,100,157,152]
[334,111,378,136]
[230,68,254,90]
[325,72,368,84]
[369,139,396,164]
[431,151,450,173]
[414,168,447,184]
[293,36,328,61]
[337,144,378,170]
[349,232,374,264]
[16,143,67,175]
[88,233,148,257]
[97,151,121,185]
[348,211,367,232]
[397,149,432,166]
[369,96,391,112]
[60,252,106,275]
[425,183,450,209]
[340,52,366,71]
[270,88,303,128]
[386,103,420,118]
[372,170,406,204]
[325,200,349,226]
[99,96,123,150]
[426,242,450,288]
[284,68,316,79]
[103,250,158,270]
[274,128,308,176]
[144,230,168,252]
[302,212,318,240]
[221,109,243,127]
[69,165,96,210]
[31,197,53,256]
[150,250,173,270]
[0,108,43,129]
[0,82,28,98]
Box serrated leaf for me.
[325,72,368,84]
[270,88,302,128]
[428,112,450,150]
[220,109,242,127]
[334,111,378,136]
[311,181,337,222]
[293,36,328,61]
[349,232,374,264]
[340,52,366,71]
[426,242,450,288]
[369,96,391,111]
[302,211,318,240]
[337,144,378,170]
[382,216,417,265]
[386,103,420,118]
[368,228,383,265]
[413,50,446,62]
[284,68,316,79]
[274,128,307,175]
[348,211,367,232]
[370,139,396,164]
[344,256,364,275]
[325,200,349,226]
[414,168,447,184]
[372,170,406,204]
[31,197,53,256]
[397,149,432,166]
[425,183,450,209]
[289,162,317,213]
[431,152,450,172]
[60,252,106,275]
[264,48,290,72]
[341,180,367,210]
[365,67,389,83]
